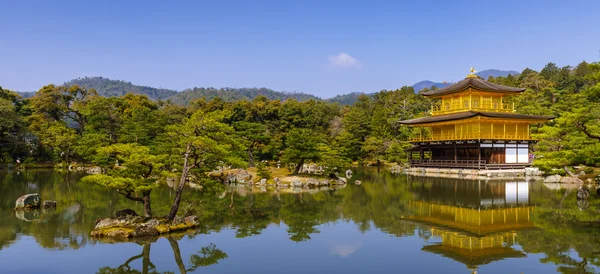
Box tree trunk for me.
[142,243,151,274]
[248,148,254,167]
[142,190,152,217]
[167,143,193,222]
[293,158,304,175]
[168,237,187,274]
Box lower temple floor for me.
[408,141,532,169]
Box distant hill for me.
[477,69,520,79]
[167,87,321,105]
[411,69,520,93]
[326,92,369,105]
[65,77,177,100]
[412,81,451,93]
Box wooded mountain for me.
[18,69,520,105]
[168,87,321,105]
[65,77,177,100]
[411,69,520,93]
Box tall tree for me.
[165,109,245,221]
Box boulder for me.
[336,177,347,185]
[115,209,139,218]
[236,169,252,183]
[94,218,132,230]
[543,175,562,183]
[15,193,41,210]
[42,200,57,209]
[577,186,590,200]
[354,180,362,185]
[560,176,584,184]
[319,179,330,186]
[274,177,281,185]
[184,215,199,226]
[86,166,102,174]
[259,178,267,186]
[346,169,353,179]
[291,179,303,187]
[306,178,319,187]
[144,219,160,227]
[223,173,237,184]
[133,225,159,237]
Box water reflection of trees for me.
[4,170,600,273]
[97,235,227,274]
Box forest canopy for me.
[1,61,599,173]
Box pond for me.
[1,169,600,274]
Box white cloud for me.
[328,52,361,69]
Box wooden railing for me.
[410,159,486,168]
[431,103,514,115]
[409,133,532,142]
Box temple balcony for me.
[409,132,532,143]
[431,102,515,115]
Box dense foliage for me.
[169,87,321,105]
[488,61,600,171]
[2,61,600,175]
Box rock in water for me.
[577,186,590,200]
[354,180,362,185]
[15,193,41,210]
[42,200,57,209]
[346,169,353,179]
[115,209,139,218]
[336,178,347,185]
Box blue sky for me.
[1,0,599,98]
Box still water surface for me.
[1,169,599,274]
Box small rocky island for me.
[92,209,200,238]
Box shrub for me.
[257,162,271,180]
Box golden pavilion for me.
[399,68,552,169]
[406,178,535,273]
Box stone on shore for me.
[561,176,584,184]
[354,180,362,185]
[543,175,562,183]
[15,193,41,210]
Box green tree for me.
[282,128,321,175]
[165,109,245,221]
[82,143,165,217]
[233,121,270,167]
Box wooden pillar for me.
[478,143,482,169]
[503,123,506,139]
[454,143,457,163]
[420,147,424,161]
[515,123,518,139]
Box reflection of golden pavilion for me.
[406,179,534,273]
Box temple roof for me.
[420,77,526,97]
[398,111,553,125]
[422,245,526,269]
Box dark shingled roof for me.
[420,77,526,97]
[398,111,553,125]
